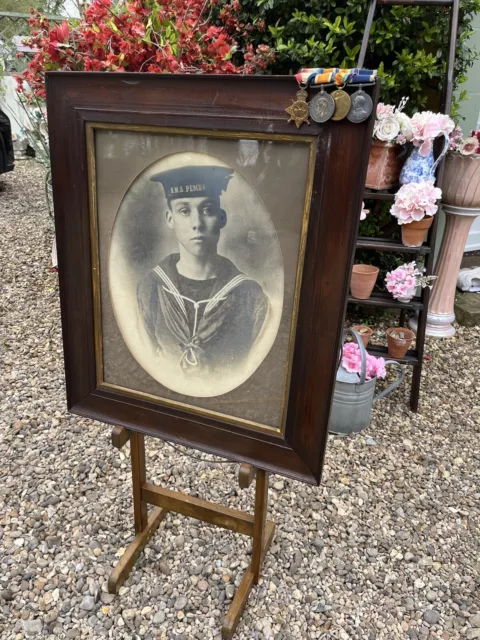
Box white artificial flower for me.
[397,112,413,142]
[460,137,479,155]
[374,116,401,142]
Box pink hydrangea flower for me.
[385,261,433,299]
[391,181,442,225]
[342,342,363,374]
[411,111,455,157]
[342,343,387,380]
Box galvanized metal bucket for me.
[328,329,405,436]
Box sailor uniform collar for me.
[152,254,252,367]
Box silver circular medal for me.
[309,91,335,123]
[347,89,373,123]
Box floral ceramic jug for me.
[399,131,450,185]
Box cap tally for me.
[151,165,233,201]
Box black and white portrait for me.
[109,151,284,397]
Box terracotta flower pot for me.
[386,327,415,358]
[365,140,406,190]
[401,216,434,247]
[352,325,373,348]
[442,153,480,207]
[350,265,379,300]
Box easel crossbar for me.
[142,482,255,536]
[109,430,275,639]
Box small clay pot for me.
[386,327,415,358]
[350,264,379,299]
[401,217,434,247]
[352,325,373,348]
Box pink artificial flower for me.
[404,274,416,288]
[460,137,479,156]
[360,202,369,221]
[449,124,463,151]
[341,343,387,380]
[371,356,386,380]
[404,261,417,275]
[342,342,363,374]
[411,111,455,156]
[376,103,395,120]
[397,283,410,296]
[391,181,442,225]
[385,262,422,298]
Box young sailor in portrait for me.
[137,165,270,381]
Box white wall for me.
[0,76,28,137]
[457,12,480,251]
[0,1,81,137]
[466,217,480,251]
[62,0,81,18]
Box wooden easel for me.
[108,426,275,639]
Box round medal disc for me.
[347,90,373,123]
[331,89,351,121]
[308,91,335,123]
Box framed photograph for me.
[46,72,378,485]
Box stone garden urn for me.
[410,153,480,337]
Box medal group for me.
[286,67,377,128]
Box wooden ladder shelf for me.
[352,0,460,411]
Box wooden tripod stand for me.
[108,427,276,639]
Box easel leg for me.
[131,432,148,534]
[108,429,167,594]
[107,438,275,638]
[222,469,275,639]
[252,470,269,583]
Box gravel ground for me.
[1,160,479,640]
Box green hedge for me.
[237,0,480,116]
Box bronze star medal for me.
[286,89,310,128]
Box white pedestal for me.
[411,204,480,338]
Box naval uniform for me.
[137,253,269,375]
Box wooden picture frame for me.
[46,72,378,485]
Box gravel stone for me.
[175,596,188,610]
[1,589,14,601]
[423,609,441,625]
[80,595,95,611]
[153,611,166,624]
[1,161,480,639]
[22,619,43,636]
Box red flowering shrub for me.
[17,0,274,101]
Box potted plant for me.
[351,325,373,348]
[350,264,379,299]
[385,261,437,302]
[391,181,442,247]
[386,327,415,359]
[366,99,412,190]
[443,127,480,207]
[329,330,405,435]
[400,111,454,185]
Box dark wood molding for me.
[46,72,379,485]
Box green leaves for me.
[235,0,479,113]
